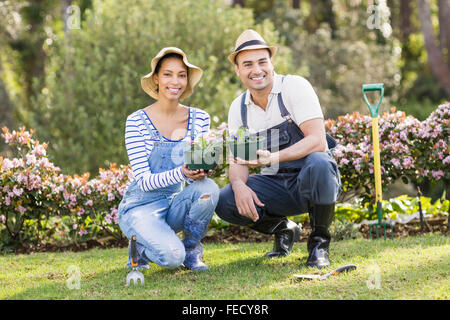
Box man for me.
[215,29,342,268]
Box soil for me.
[10,217,448,254]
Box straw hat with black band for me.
[141,47,203,100]
[228,29,277,65]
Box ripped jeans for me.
[118,178,219,269]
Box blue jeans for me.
[216,152,341,226]
[118,178,219,269]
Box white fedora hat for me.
[228,29,277,64]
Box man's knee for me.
[299,152,341,204]
[216,184,258,226]
[305,152,334,170]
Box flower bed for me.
[0,103,448,251]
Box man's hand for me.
[230,149,276,168]
[232,181,264,222]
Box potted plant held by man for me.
[227,126,266,161]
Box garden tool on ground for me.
[126,236,145,287]
[293,264,357,280]
[362,83,393,240]
[417,187,431,232]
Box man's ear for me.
[234,63,240,77]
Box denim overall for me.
[118,108,220,270]
[216,77,342,225]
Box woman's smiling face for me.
[154,57,188,101]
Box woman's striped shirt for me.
[125,107,210,192]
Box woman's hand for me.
[181,164,214,180]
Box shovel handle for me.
[130,236,138,268]
[331,264,357,276]
[362,83,384,117]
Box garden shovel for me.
[126,236,145,287]
[293,264,357,280]
[362,83,393,240]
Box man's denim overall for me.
[118,109,220,269]
[216,77,342,225]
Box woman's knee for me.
[147,244,186,269]
[192,178,220,205]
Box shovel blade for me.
[292,274,322,280]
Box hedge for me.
[1,103,448,250]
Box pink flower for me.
[390,158,401,167]
[2,158,13,171]
[402,157,413,169]
[73,224,78,230]
[25,154,36,166]
[17,173,28,184]
[12,186,23,197]
[432,170,444,180]
[32,144,46,157]
[3,132,14,144]
[17,206,26,213]
[85,200,93,207]
[107,193,115,201]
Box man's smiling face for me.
[234,48,274,92]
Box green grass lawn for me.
[1,234,448,300]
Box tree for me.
[417,0,450,96]
[438,0,450,64]
[0,0,52,122]
[400,0,414,41]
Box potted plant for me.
[227,127,266,161]
[184,132,223,171]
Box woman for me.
[118,47,220,271]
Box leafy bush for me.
[327,102,449,204]
[334,194,449,223]
[0,127,129,251]
[1,103,448,250]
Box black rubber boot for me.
[250,214,301,258]
[306,203,335,268]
